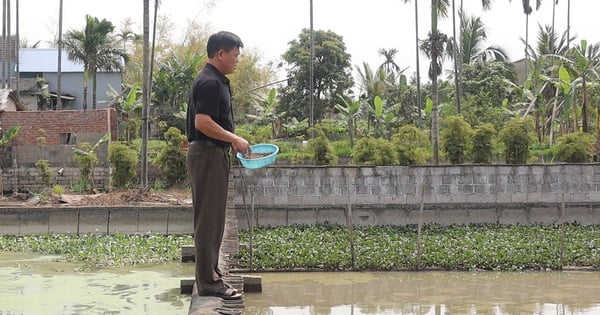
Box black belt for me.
[189,140,230,149]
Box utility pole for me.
[309,0,314,138]
[57,0,63,109]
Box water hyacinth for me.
[1,224,599,272]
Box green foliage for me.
[279,29,354,122]
[530,142,554,163]
[331,139,352,158]
[314,119,347,141]
[108,142,139,188]
[0,124,20,146]
[52,184,65,197]
[391,125,431,166]
[352,137,398,166]
[154,127,187,187]
[274,141,313,165]
[236,224,600,271]
[235,124,272,145]
[34,159,51,187]
[0,234,193,269]
[73,143,98,192]
[309,128,338,166]
[72,134,110,192]
[553,132,595,163]
[499,118,535,164]
[441,116,474,164]
[471,123,496,164]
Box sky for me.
[12,0,600,83]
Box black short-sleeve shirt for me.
[186,63,234,147]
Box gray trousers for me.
[186,144,230,294]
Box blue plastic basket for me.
[236,143,279,169]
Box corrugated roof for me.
[19,48,84,73]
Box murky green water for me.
[3,252,600,315]
[244,271,600,315]
[0,252,192,315]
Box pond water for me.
[2,252,600,315]
[0,252,192,315]
[244,271,600,315]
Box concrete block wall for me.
[233,164,600,228]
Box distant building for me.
[16,48,122,110]
[1,47,122,111]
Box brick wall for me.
[0,109,117,166]
[0,109,117,146]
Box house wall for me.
[44,72,122,110]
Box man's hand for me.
[231,136,251,155]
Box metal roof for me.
[18,48,123,73]
[19,48,84,73]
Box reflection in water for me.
[0,252,192,315]
[244,271,600,315]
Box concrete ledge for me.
[0,205,193,236]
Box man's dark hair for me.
[207,31,244,58]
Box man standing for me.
[186,31,250,300]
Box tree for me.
[510,0,543,74]
[152,52,202,133]
[420,0,449,164]
[452,11,508,64]
[63,15,124,110]
[334,94,362,148]
[377,48,405,78]
[401,0,424,128]
[563,40,600,134]
[279,29,354,125]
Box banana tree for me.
[0,124,20,147]
[562,40,600,134]
[247,88,285,139]
[334,94,362,148]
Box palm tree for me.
[420,0,449,165]
[510,0,543,72]
[452,11,508,64]
[401,0,423,128]
[377,48,403,75]
[115,19,140,55]
[63,15,124,110]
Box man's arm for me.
[195,114,250,154]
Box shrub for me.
[34,159,51,187]
[235,124,272,145]
[73,143,98,192]
[553,132,595,163]
[309,128,338,166]
[391,125,431,166]
[441,115,474,164]
[471,123,496,164]
[108,142,139,188]
[499,118,534,164]
[352,137,398,166]
[154,127,187,187]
